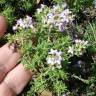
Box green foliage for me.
[0,0,96,96]
[82,22,96,95]
[0,0,36,27]
[7,26,71,95]
[2,6,15,25]
[66,0,93,12]
[84,22,96,53]
[53,0,65,4]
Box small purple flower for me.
[42,3,74,32]
[13,15,34,31]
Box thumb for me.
[0,15,7,37]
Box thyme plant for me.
[0,0,95,96]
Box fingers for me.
[3,64,32,95]
[0,43,21,82]
[5,47,21,72]
[0,43,14,64]
[0,82,16,96]
[0,43,20,65]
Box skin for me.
[0,16,32,96]
[0,16,7,36]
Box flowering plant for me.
[1,0,96,96]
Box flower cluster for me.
[46,49,63,69]
[13,15,34,31]
[37,3,74,32]
[68,39,88,56]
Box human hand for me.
[0,16,32,96]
